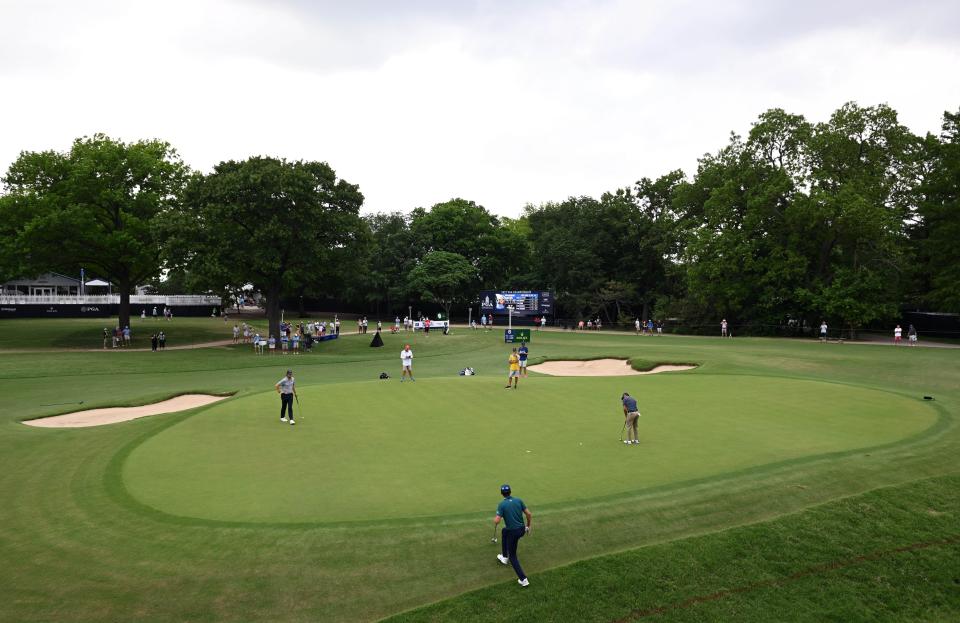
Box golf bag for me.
[379,372,390,379]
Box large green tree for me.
[405,250,477,321]
[409,198,528,288]
[0,134,187,328]
[674,104,920,335]
[524,191,672,323]
[356,212,415,316]
[801,103,919,332]
[914,109,960,312]
[177,157,365,338]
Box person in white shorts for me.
[819,321,828,342]
[908,324,918,346]
[400,344,415,382]
[721,319,728,338]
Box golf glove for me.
[524,526,531,535]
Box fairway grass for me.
[0,315,263,349]
[1,327,958,621]
[124,376,936,523]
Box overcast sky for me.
[1,0,958,216]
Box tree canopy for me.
[0,134,187,327]
[173,156,365,338]
[3,103,958,335]
[405,250,477,320]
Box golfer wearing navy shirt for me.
[494,484,533,587]
[518,342,529,377]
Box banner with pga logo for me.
[504,329,531,343]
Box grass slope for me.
[0,316,266,349]
[385,474,960,622]
[0,327,957,621]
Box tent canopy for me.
[84,279,110,287]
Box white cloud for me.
[1,0,957,216]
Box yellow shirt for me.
[508,354,520,371]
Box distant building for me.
[1,273,220,318]
[2,273,82,296]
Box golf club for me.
[40,401,84,407]
[619,421,626,442]
[491,524,499,543]
[295,394,302,420]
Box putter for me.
[619,421,626,442]
[491,524,498,543]
[295,394,302,420]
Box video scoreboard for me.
[479,290,553,317]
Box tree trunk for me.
[641,300,650,323]
[118,278,131,330]
[266,288,282,340]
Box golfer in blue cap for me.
[494,484,533,587]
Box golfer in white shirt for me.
[275,369,297,425]
[400,344,415,382]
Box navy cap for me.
[500,484,511,495]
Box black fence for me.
[0,303,216,318]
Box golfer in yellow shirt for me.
[505,347,521,389]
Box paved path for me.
[1,339,236,354]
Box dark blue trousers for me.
[280,393,294,420]
[500,527,527,580]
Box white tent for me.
[84,279,110,287]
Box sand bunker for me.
[529,359,696,376]
[25,394,229,428]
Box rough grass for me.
[384,474,960,622]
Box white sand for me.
[25,394,229,428]
[528,359,696,376]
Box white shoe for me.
[518,578,530,587]
[497,554,509,565]
[289,420,295,425]
[632,440,639,444]
[281,417,287,422]
[623,440,631,444]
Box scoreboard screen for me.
[479,291,553,317]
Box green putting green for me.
[123,374,936,523]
